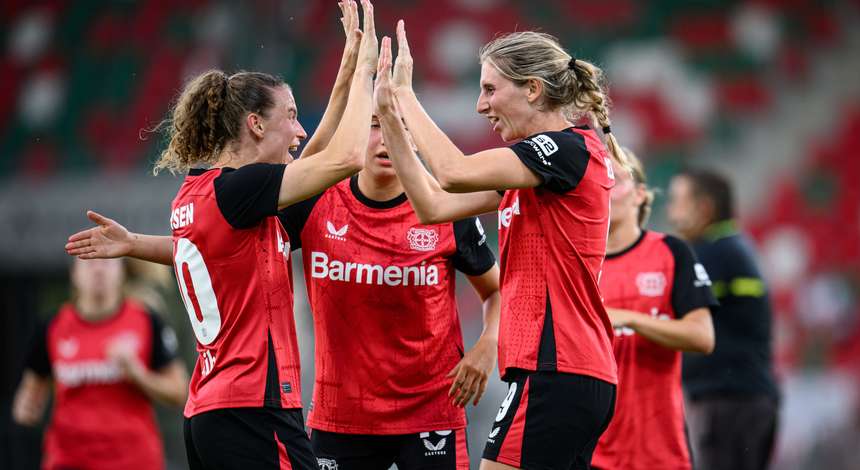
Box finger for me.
[378,36,391,75]
[455,373,478,407]
[86,210,113,227]
[65,239,93,251]
[349,0,359,30]
[396,19,410,58]
[66,246,96,256]
[360,0,375,40]
[447,365,463,396]
[473,377,488,406]
[67,227,97,242]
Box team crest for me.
[407,227,439,252]
[317,458,338,470]
[57,337,79,359]
[636,272,667,297]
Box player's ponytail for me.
[479,32,630,173]
[153,70,286,174]
[568,59,630,173]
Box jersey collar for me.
[349,175,408,209]
[605,229,647,260]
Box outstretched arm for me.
[376,21,501,223]
[608,307,714,353]
[277,0,378,209]
[389,22,541,193]
[65,211,173,266]
[299,0,362,159]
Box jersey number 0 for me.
[174,238,222,345]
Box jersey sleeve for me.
[664,235,719,317]
[451,217,496,276]
[213,163,287,229]
[278,193,324,251]
[148,312,179,371]
[508,130,590,194]
[25,321,51,377]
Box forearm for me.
[128,234,173,266]
[300,50,357,158]
[479,291,501,343]
[627,312,713,353]
[379,111,448,221]
[394,89,469,188]
[127,363,188,407]
[323,65,375,165]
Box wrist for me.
[393,86,415,100]
[354,64,376,77]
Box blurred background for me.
[2,0,859,468]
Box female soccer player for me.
[279,42,500,469]
[65,2,379,468]
[12,258,188,470]
[376,24,625,470]
[590,152,716,470]
[68,36,500,470]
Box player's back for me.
[171,167,301,417]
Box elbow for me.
[343,149,364,174]
[694,329,716,354]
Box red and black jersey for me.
[171,164,301,417]
[593,230,717,470]
[496,126,617,384]
[280,176,495,434]
[25,300,177,470]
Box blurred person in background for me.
[63,1,379,467]
[667,169,780,470]
[11,257,188,470]
[377,26,624,470]
[591,152,716,470]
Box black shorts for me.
[311,428,469,469]
[184,407,316,470]
[482,370,616,470]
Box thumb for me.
[87,210,112,227]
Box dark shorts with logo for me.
[482,370,616,470]
[311,428,468,470]
[184,407,316,470]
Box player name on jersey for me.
[171,202,195,229]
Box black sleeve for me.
[451,217,496,276]
[24,321,51,377]
[278,193,324,251]
[148,312,179,371]
[664,235,719,318]
[214,163,287,229]
[508,131,589,194]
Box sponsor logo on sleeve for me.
[694,263,712,287]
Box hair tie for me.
[602,125,612,134]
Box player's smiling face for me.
[476,62,534,142]
[257,86,307,165]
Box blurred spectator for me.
[11,258,188,470]
[667,169,780,470]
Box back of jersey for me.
[171,167,301,417]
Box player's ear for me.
[246,113,265,139]
[525,78,543,105]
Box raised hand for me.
[392,20,413,93]
[65,211,134,259]
[338,0,361,60]
[373,36,395,115]
[355,0,378,72]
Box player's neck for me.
[522,110,573,137]
[607,218,642,255]
[75,294,123,322]
[356,171,404,202]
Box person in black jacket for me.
[667,169,780,470]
